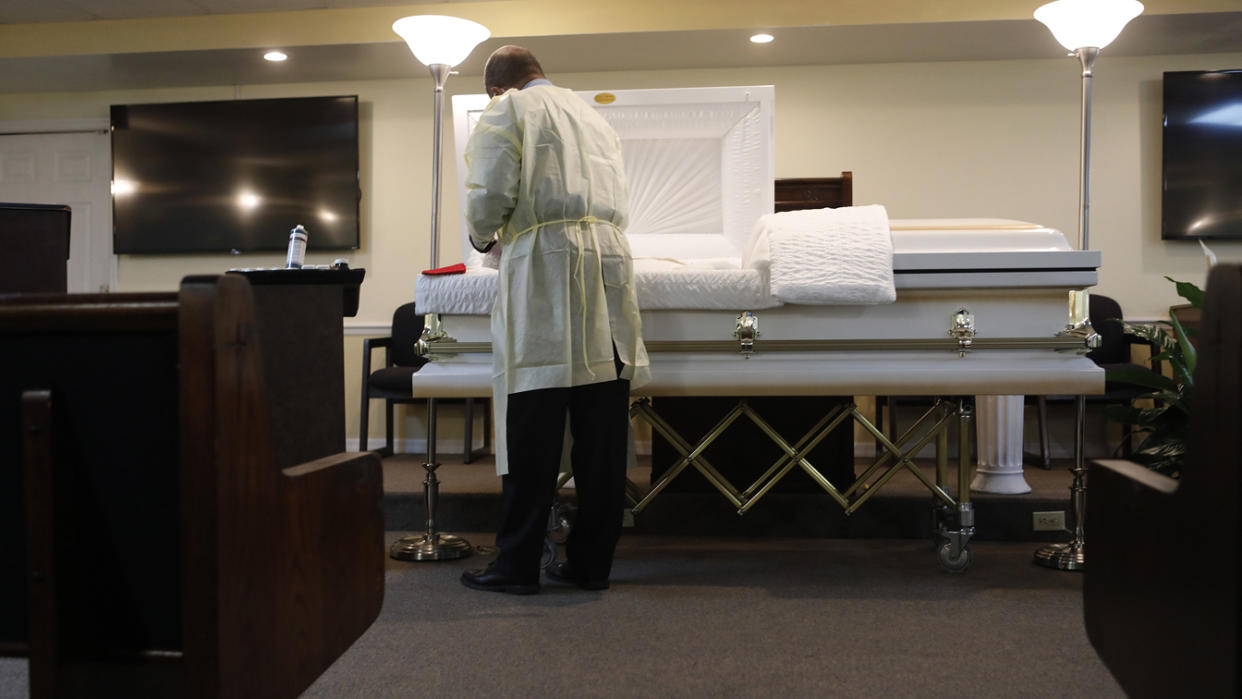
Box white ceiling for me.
[0,0,459,24]
[0,6,1239,93]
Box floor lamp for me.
[389,14,490,562]
[1032,0,1143,571]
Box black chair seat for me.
[369,365,422,394]
[361,302,490,460]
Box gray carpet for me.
[0,534,1123,698]
[302,532,1123,698]
[1,461,1119,698]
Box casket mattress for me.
[416,257,776,315]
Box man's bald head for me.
[484,45,546,97]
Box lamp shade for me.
[392,15,490,67]
[1034,0,1143,51]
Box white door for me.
[0,122,114,292]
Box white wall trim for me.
[345,322,391,336]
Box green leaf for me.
[1158,393,1191,415]
[1130,437,1185,477]
[1165,276,1206,309]
[1106,364,1179,392]
[1123,322,1179,356]
[1169,311,1197,378]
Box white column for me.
[971,394,1031,494]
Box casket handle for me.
[734,311,760,357]
[949,308,976,357]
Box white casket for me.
[414,85,1103,400]
[405,85,1106,569]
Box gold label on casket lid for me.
[593,93,616,104]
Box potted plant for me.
[1103,277,1203,477]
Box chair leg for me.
[382,399,395,457]
[483,398,492,451]
[360,390,371,453]
[463,398,475,464]
[1036,396,1051,470]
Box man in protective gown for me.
[460,46,650,594]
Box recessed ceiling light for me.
[264,50,288,62]
[750,33,774,44]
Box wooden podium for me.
[228,266,365,470]
[0,203,71,294]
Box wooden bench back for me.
[2,275,383,698]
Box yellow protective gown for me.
[464,84,650,475]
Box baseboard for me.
[349,437,436,453]
[349,437,656,455]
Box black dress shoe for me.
[461,565,540,595]
[545,561,610,590]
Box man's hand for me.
[472,234,498,253]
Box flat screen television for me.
[1162,70,1242,241]
[111,95,360,254]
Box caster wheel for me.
[541,537,558,571]
[937,541,972,573]
[547,502,575,544]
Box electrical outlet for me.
[1032,511,1066,532]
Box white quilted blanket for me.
[744,205,896,305]
[414,257,780,315]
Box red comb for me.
[422,262,467,275]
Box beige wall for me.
[4,50,1241,447]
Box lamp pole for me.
[1032,0,1144,572]
[1033,46,1100,573]
[389,15,489,562]
[428,63,450,270]
[419,62,451,346]
[389,61,474,563]
[1075,46,1099,252]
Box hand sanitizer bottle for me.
[286,224,308,269]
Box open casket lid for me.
[451,85,775,266]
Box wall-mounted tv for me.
[1162,70,1242,241]
[111,95,360,254]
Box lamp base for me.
[390,533,473,561]
[1033,541,1085,571]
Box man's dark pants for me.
[492,372,631,584]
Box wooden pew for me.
[1,274,384,698]
[1084,264,1240,698]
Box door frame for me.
[0,118,114,292]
